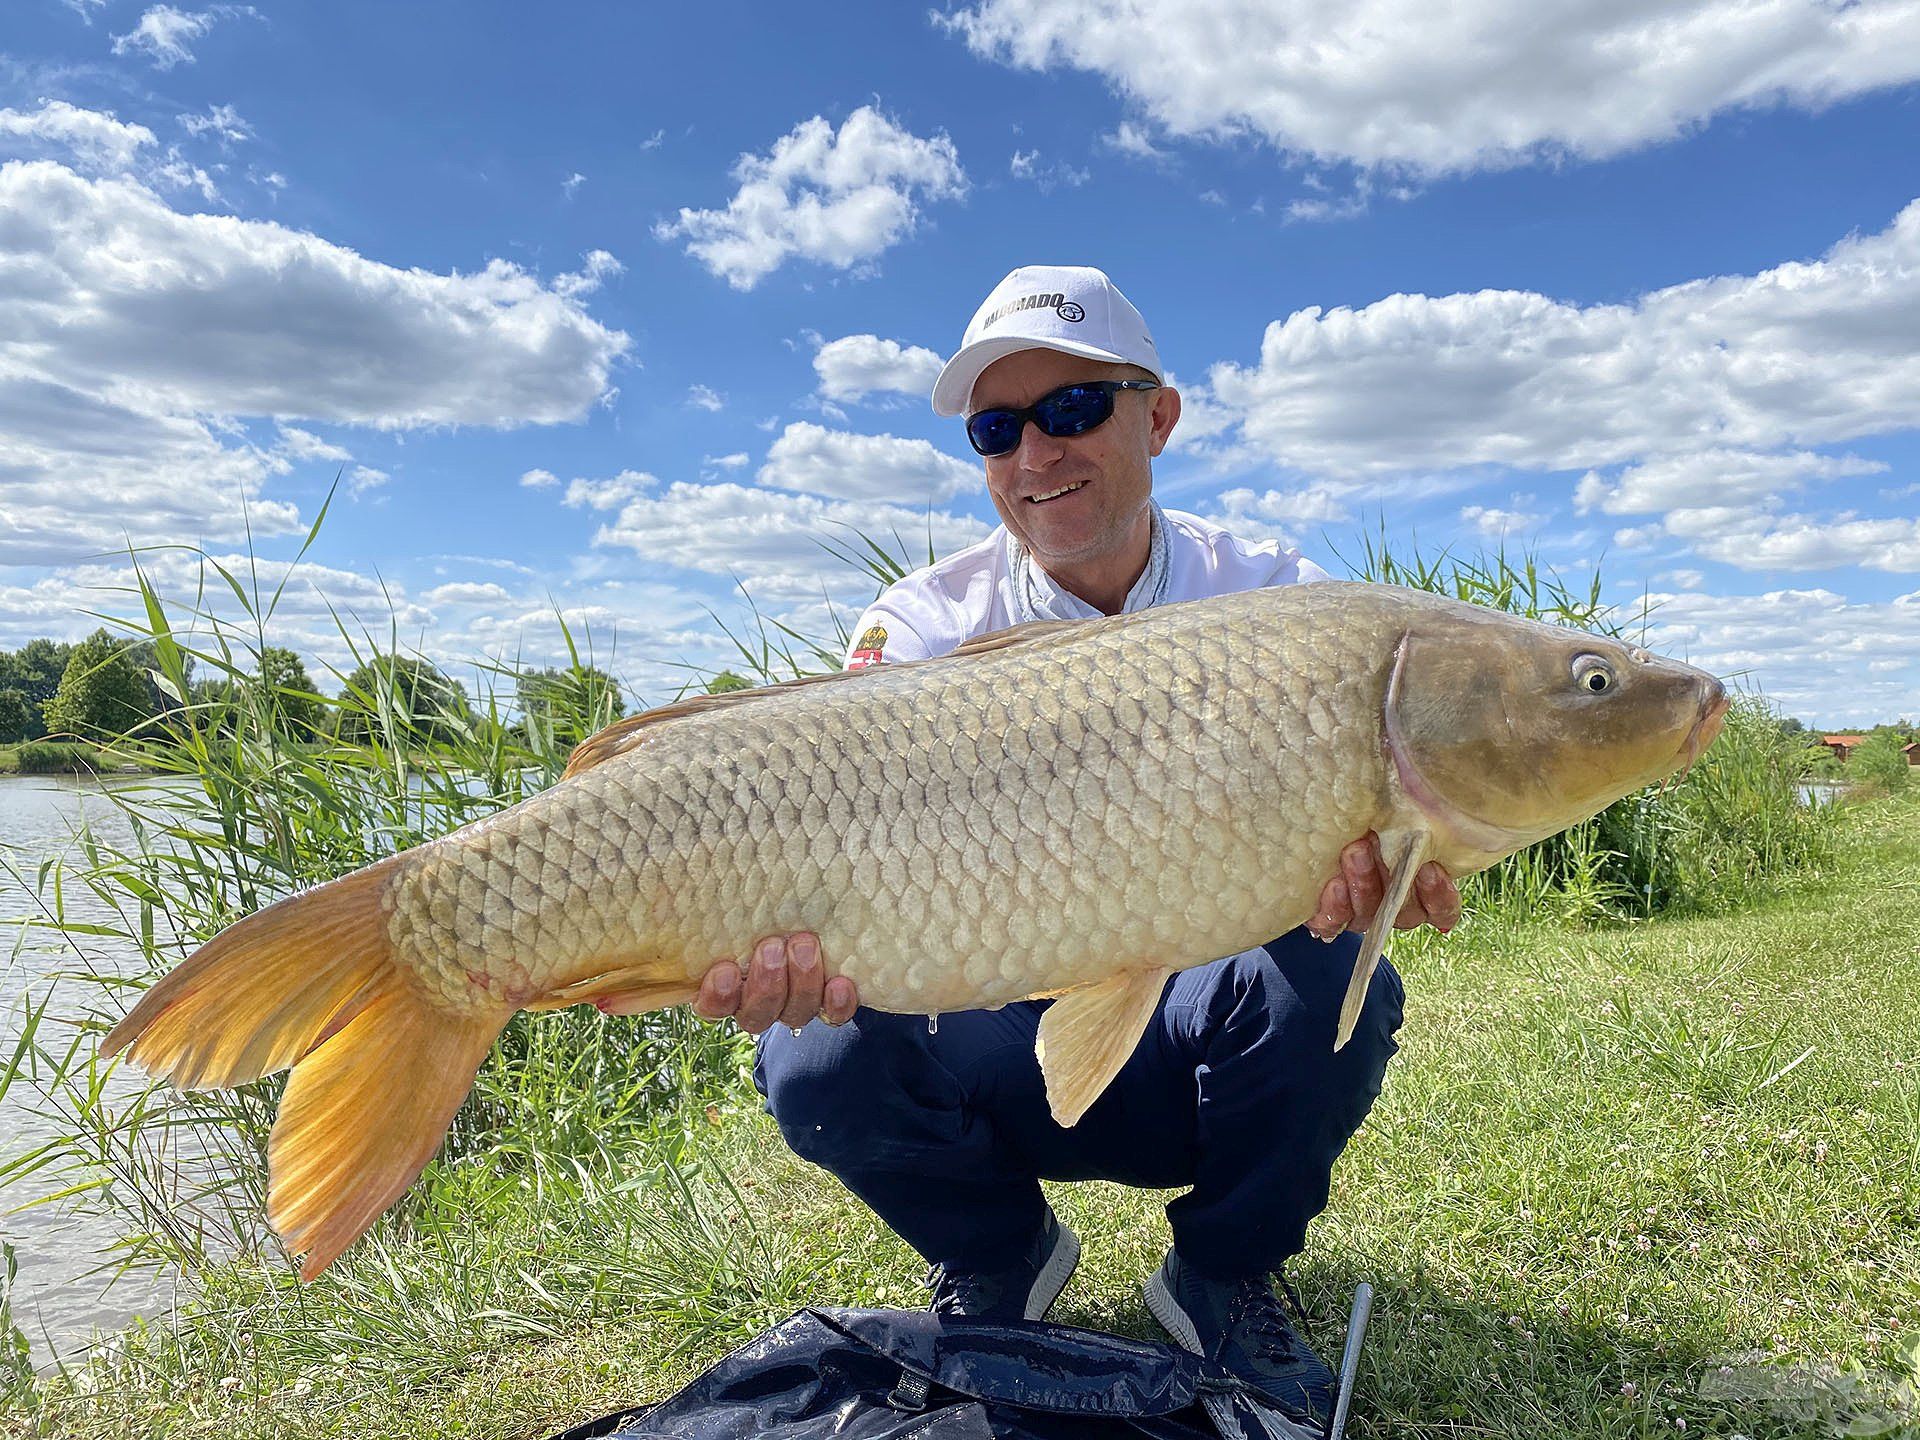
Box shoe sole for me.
[1024,1221,1081,1321]
[1144,1266,1204,1353]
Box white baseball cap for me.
[930,264,1162,418]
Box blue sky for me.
[2,0,1918,725]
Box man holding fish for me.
[105,263,1726,1437]
[693,266,1462,1426]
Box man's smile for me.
[1027,479,1087,503]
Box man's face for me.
[969,348,1181,572]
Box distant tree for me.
[41,629,157,740]
[518,664,626,750]
[254,646,326,740]
[1851,732,1913,792]
[338,655,473,746]
[0,639,71,738]
[1777,715,1806,736]
[0,688,31,743]
[705,670,753,694]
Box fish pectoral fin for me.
[1035,966,1172,1129]
[1334,828,1430,1053]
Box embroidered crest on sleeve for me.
[848,624,888,670]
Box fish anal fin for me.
[524,963,698,1013]
[1035,966,1172,1128]
[1334,828,1430,1052]
[268,984,507,1281]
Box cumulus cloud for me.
[1210,199,1920,479]
[423,581,513,607]
[0,159,628,563]
[812,333,946,403]
[561,470,656,511]
[0,101,155,171]
[941,0,1920,175]
[588,480,991,597]
[346,465,389,497]
[1657,506,1920,572]
[1100,120,1169,163]
[1197,484,1350,545]
[656,105,967,289]
[757,422,980,502]
[274,424,352,462]
[550,248,623,298]
[112,5,243,69]
[1574,449,1886,514]
[178,103,251,145]
[686,383,725,412]
[1008,147,1089,192]
[519,468,560,489]
[1637,584,1920,722]
[1460,503,1542,537]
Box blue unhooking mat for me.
[541,1307,1324,1440]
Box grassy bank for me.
[8,795,1915,1439]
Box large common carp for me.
[104,582,1727,1278]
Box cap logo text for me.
[983,291,1083,329]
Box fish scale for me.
[102,581,1727,1278]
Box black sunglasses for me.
[964,380,1160,458]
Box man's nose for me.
[1010,417,1065,468]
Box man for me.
[687,266,1459,1427]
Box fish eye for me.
[1572,655,1615,693]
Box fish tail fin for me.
[269,984,503,1279]
[101,857,409,1091]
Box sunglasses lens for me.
[966,410,1023,456]
[1034,385,1114,438]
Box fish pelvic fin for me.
[1333,828,1429,1053]
[268,983,504,1280]
[101,856,409,1091]
[1035,965,1173,1128]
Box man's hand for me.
[687,933,859,1035]
[1306,832,1460,941]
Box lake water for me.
[1,773,185,1364]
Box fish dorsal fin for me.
[946,615,1091,660]
[563,616,1096,780]
[561,668,874,780]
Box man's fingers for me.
[1411,862,1461,932]
[822,975,858,1026]
[690,960,742,1021]
[734,936,789,1035]
[777,932,825,1029]
[1341,836,1383,931]
[1308,875,1351,942]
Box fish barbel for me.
[103,582,1728,1277]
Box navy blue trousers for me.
[753,929,1404,1281]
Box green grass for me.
[8,797,1916,1440]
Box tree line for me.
[0,632,629,751]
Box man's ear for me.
[1147,386,1182,458]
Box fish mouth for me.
[1675,679,1731,775]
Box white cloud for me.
[0,159,627,563]
[1100,120,1168,163]
[1210,200,1920,480]
[551,248,621,298]
[813,333,946,403]
[588,480,991,595]
[1460,503,1542,537]
[639,129,665,151]
[519,468,559,488]
[1576,449,1887,514]
[1660,506,1920,572]
[686,383,725,412]
[656,105,967,289]
[178,103,251,145]
[561,470,656,511]
[562,171,586,198]
[346,465,388,498]
[1199,484,1350,545]
[1635,585,1920,723]
[423,581,512,607]
[757,422,980,502]
[1009,148,1089,192]
[941,0,1920,175]
[703,451,750,470]
[0,101,155,171]
[112,5,233,69]
[274,425,352,462]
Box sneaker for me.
[1144,1248,1334,1426]
[924,1209,1081,1321]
